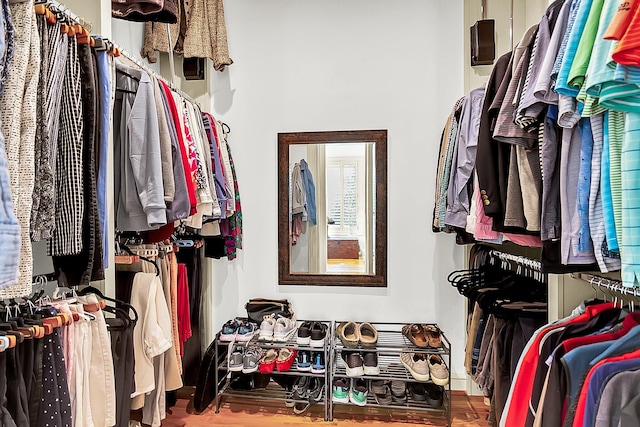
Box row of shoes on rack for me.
[332,378,444,407]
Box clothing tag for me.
[545,354,554,367]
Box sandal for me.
[402,324,428,348]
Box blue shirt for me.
[561,341,612,401]
[95,45,111,268]
[591,325,640,365]
[577,118,594,254]
[555,0,593,97]
[299,159,317,225]
[584,358,640,427]
[601,112,619,253]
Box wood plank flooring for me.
[161,391,490,427]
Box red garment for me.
[159,80,197,215]
[562,311,640,354]
[501,303,615,427]
[177,263,192,356]
[572,347,640,427]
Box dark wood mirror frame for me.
[278,130,387,287]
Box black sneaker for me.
[311,351,326,374]
[425,383,444,407]
[408,382,427,401]
[296,351,312,372]
[310,322,328,348]
[292,376,310,401]
[296,321,313,345]
[307,377,325,403]
[292,376,312,415]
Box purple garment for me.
[202,114,227,219]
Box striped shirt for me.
[610,111,625,251]
[591,113,621,271]
[621,112,640,287]
[567,0,606,90]
[555,0,594,97]
[602,111,620,253]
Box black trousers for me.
[108,317,135,427]
[176,246,203,386]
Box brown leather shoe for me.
[402,324,428,348]
[423,325,442,348]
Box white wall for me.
[208,0,468,385]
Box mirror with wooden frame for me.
[278,130,387,287]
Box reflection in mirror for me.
[278,130,387,287]
[289,143,375,275]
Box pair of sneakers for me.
[258,314,297,342]
[227,345,263,374]
[332,377,368,406]
[342,350,380,376]
[220,318,257,342]
[296,321,328,347]
[400,352,449,385]
[296,350,325,374]
[285,377,325,415]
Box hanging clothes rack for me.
[38,0,93,31]
[572,273,640,299]
[489,249,542,272]
[41,1,197,107]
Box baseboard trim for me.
[450,376,467,391]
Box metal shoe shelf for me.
[213,319,332,421]
[329,321,452,426]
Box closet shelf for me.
[332,322,451,355]
[218,381,324,406]
[331,392,450,413]
[217,361,327,378]
[333,354,442,382]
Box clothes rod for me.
[572,273,640,298]
[42,0,93,32]
[489,249,542,272]
[111,43,199,107]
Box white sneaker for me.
[273,317,297,342]
[258,314,277,341]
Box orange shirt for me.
[604,0,639,40]
[612,2,640,64]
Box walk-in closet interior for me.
[0,0,639,426]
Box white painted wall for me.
[207,0,468,385]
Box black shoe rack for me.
[329,321,452,426]
[212,320,451,426]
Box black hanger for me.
[119,243,160,277]
[77,285,139,324]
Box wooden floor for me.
[161,391,490,427]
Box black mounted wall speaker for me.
[470,19,495,66]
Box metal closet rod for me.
[572,273,640,298]
[111,42,199,107]
[39,0,93,32]
[489,249,542,272]
[41,1,198,107]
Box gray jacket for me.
[114,60,167,232]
